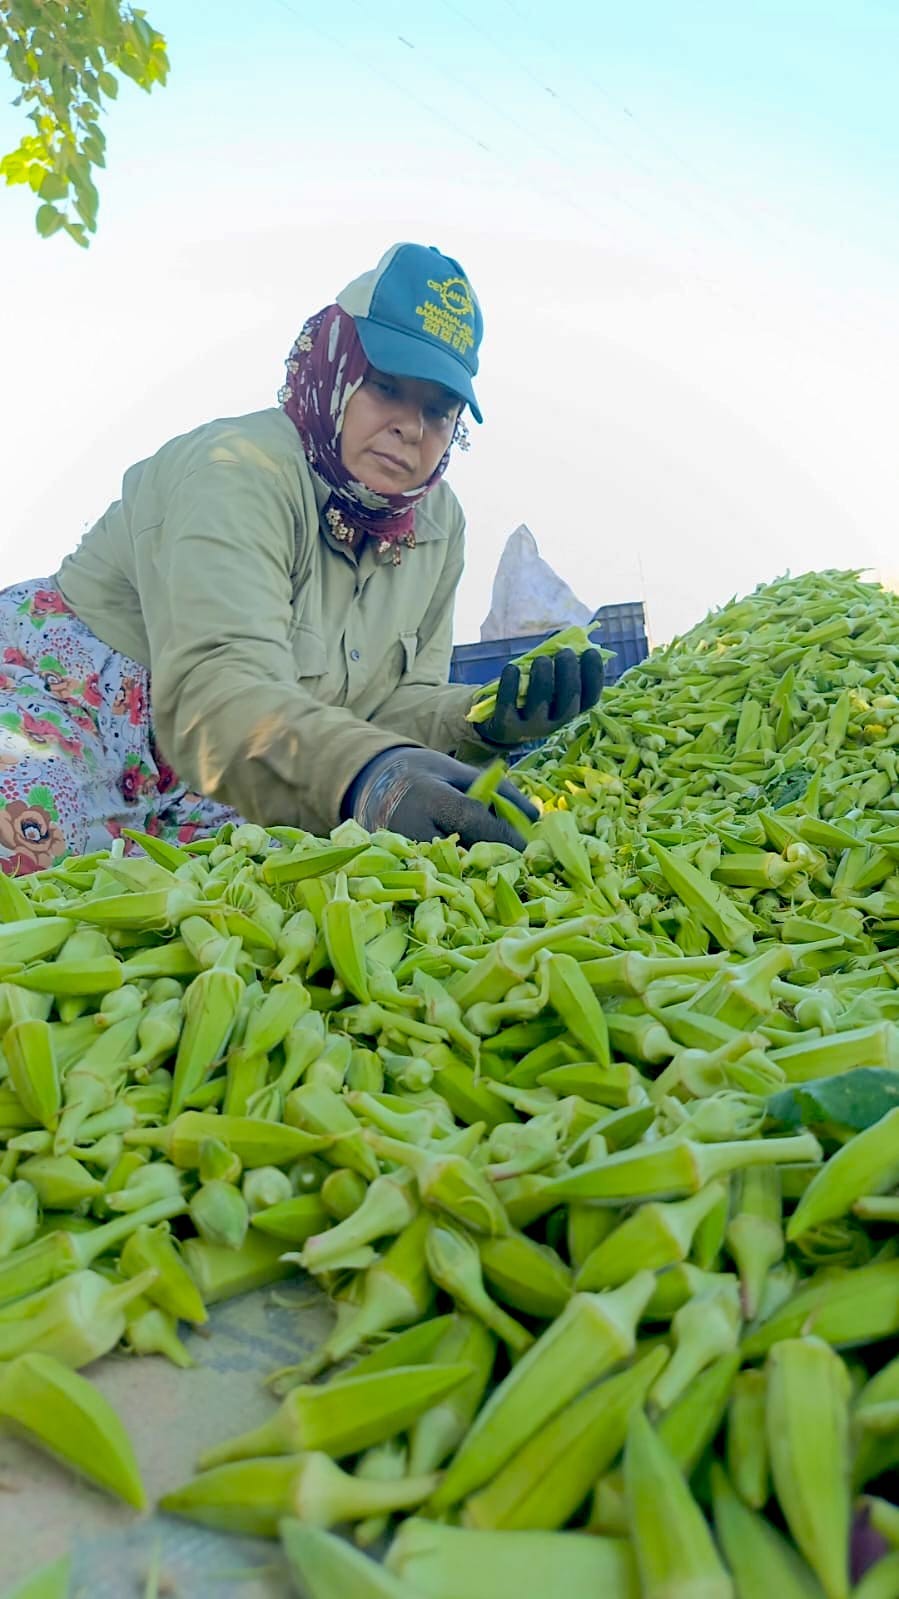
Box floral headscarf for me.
[279,305,466,565]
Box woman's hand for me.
[345,748,537,849]
[476,647,603,748]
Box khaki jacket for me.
[57,408,475,835]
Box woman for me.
[0,242,602,876]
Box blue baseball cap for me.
[337,242,484,423]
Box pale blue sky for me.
[2,0,897,645]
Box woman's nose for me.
[391,405,424,443]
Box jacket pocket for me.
[399,632,419,675]
[292,623,329,682]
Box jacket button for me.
[350,649,360,662]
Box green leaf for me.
[39,170,68,201]
[74,193,98,229]
[132,16,157,49]
[3,0,169,244]
[63,219,90,248]
[69,152,93,187]
[117,54,143,85]
[82,131,106,166]
[7,41,31,82]
[767,1069,899,1141]
[35,202,65,237]
[90,0,124,40]
[0,149,30,185]
[71,164,99,227]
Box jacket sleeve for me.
[368,512,476,754]
[135,456,411,836]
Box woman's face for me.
[340,369,462,494]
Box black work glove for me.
[477,647,603,748]
[344,748,538,850]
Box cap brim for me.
[354,316,483,424]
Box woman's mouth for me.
[371,450,412,473]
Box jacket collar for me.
[310,465,449,550]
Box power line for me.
[491,0,891,339]
[266,0,616,234]
[268,0,494,154]
[401,0,685,241]
[269,0,701,256]
[404,0,744,305]
[437,0,776,295]
[333,0,652,235]
[266,0,885,343]
[344,0,733,268]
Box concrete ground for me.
[1,1281,334,1598]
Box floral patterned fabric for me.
[0,578,238,876]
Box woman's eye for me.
[372,378,395,397]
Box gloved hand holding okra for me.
[344,746,538,849]
[466,625,608,746]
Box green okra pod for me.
[200,1362,473,1467]
[591,1351,743,1537]
[321,872,371,1002]
[0,918,72,966]
[788,1106,899,1240]
[3,1555,72,1599]
[711,1463,825,1599]
[342,1315,457,1379]
[281,1523,419,1599]
[407,1315,495,1476]
[189,1180,250,1251]
[300,1170,418,1274]
[537,1130,822,1207]
[624,1408,733,1599]
[389,1521,639,1599]
[249,1192,329,1243]
[0,1350,146,1506]
[425,1222,533,1357]
[118,1221,207,1323]
[161,1451,438,1537]
[727,1165,784,1319]
[463,1343,668,1532]
[269,1212,435,1387]
[168,938,246,1116]
[15,1154,103,1210]
[126,1109,332,1169]
[3,1020,60,1131]
[362,1129,510,1238]
[284,1082,380,1181]
[726,1368,770,1510]
[243,1165,294,1214]
[0,1266,157,1368]
[124,1295,193,1366]
[575,1183,727,1292]
[430,1271,656,1510]
[181,1229,294,1305]
[0,1193,186,1307]
[0,1180,39,1259]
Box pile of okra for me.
[5,568,899,1599]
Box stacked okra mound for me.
[2,568,899,1599]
